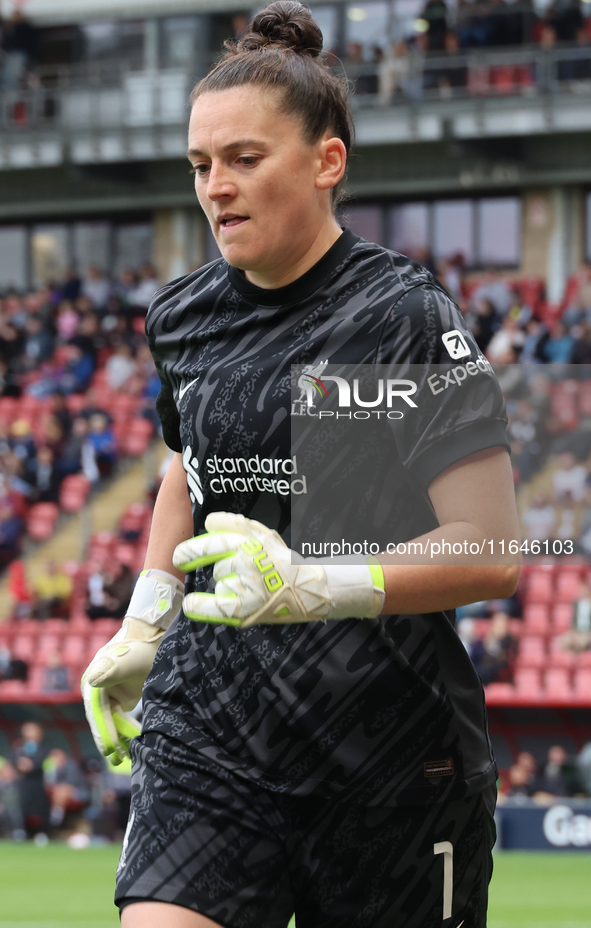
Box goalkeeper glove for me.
[81,568,184,763]
[173,511,385,628]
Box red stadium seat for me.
[522,604,551,635]
[544,668,573,702]
[579,650,591,669]
[11,634,36,661]
[548,639,576,670]
[552,603,574,633]
[555,570,585,603]
[573,669,591,703]
[62,635,87,665]
[525,573,553,605]
[514,667,543,700]
[26,502,60,542]
[59,474,92,513]
[515,635,546,668]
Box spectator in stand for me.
[116,268,138,309]
[485,315,525,362]
[552,451,588,502]
[26,446,61,503]
[520,318,546,363]
[422,0,448,50]
[471,269,514,316]
[81,266,110,311]
[504,762,536,799]
[521,492,557,540]
[542,320,574,363]
[57,416,89,478]
[14,722,50,838]
[557,579,591,653]
[42,652,71,692]
[106,342,136,391]
[577,740,591,796]
[470,611,517,684]
[128,263,160,312]
[435,31,468,96]
[49,392,72,437]
[0,8,37,91]
[21,315,54,371]
[6,559,32,620]
[534,745,575,800]
[0,491,24,568]
[471,298,502,352]
[86,562,134,621]
[0,758,24,839]
[551,0,583,43]
[8,420,36,479]
[44,748,89,829]
[571,322,591,363]
[31,561,73,621]
[86,412,118,478]
[55,300,80,342]
[378,39,410,104]
[58,269,82,303]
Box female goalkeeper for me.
[83,4,520,927]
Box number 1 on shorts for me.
[433,841,453,920]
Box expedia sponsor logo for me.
[442,329,471,360]
[427,356,493,396]
[543,805,591,847]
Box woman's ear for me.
[315,136,347,192]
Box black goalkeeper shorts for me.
[116,732,496,928]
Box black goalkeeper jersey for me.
[143,228,508,807]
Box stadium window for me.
[311,6,339,50]
[477,197,521,267]
[342,204,384,245]
[162,17,199,69]
[345,2,390,57]
[114,223,153,276]
[73,222,111,277]
[433,198,474,267]
[31,224,69,287]
[0,226,28,292]
[388,202,429,259]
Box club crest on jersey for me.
[442,330,471,360]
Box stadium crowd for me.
[0,262,162,572]
[1,717,590,843]
[0,721,131,844]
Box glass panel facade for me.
[73,222,111,276]
[346,1,390,55]
[114,223,153,275]
[312,5,339,50]
[31,224,69,287]
[0,226,27,291]
[162,16,199,68]
[587,193,591,263]
[478,197,521,267]
[388,202,429,259]
[433,199,474,266]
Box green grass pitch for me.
[0,843,590,927]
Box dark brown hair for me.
[190,1,353,206]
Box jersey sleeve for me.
[376,282,510,490]
[145,314,182,454]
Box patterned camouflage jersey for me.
[142,228,508,807]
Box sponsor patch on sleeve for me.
[442,330,471,360]
[424,758,455,778]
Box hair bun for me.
[243,1,323,57]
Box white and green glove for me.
[173,512,385,628]
[81,568,184,764]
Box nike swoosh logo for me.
[179,378,199,400]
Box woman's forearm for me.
[143,452,194,582]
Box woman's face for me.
[188,86,337,287]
